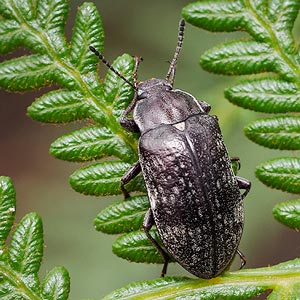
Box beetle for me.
[89,19,251,279]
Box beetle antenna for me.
[133,56,143,87]
[165,19,185,86]
[89,46,137,91]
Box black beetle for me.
[89,19,251,279]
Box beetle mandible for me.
[90,19,251,279]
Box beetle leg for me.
[230,157,241,171]
[120,92,139,132]
[120,112,139,132]
[120,161,141,198]
[236,176,251,200]
[143,209,170,277]
[236,249,246,269]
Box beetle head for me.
[137,78,171,100]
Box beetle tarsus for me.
[120,185,131,199]
[236,249,246,269]
[160,258,169,277]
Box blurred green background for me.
[0,1,299,299]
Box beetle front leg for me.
[120,96,140,132]
[236,176,251,200]
[143,209,170,277]
[120,161,141,198]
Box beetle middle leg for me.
[236,176,251,200]
[230,157,251,200]
[120,161,141,198]
[143,208,170,277]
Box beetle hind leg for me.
[236,249,246,269]
[143,209,170,277]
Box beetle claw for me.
[160,256,170,277]
[121,186,131,199]
[237,249,247,269]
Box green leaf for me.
[268,1,300,31]
[0,176,16,262]
[0,54,55,91]
[36,0,68,55]
[50,126,131,162]
[268,1,300,53]
[256,157,300,193]
[267,284,300,300]
[273,199,300,230]
[245,116,300,150]
[182,1,270,42]
[41,267,70,300]
[0,2,17,20]
[112,229,164,264]
[0,0,139,203]
[8,212,43,291]
[69,161,145,196]
[0,176,70,299]
[225,78,300,113]
[94,195,149,234]
[182,1,246,32]
[12,0,35,22]
[103,259,300,300]
[201,40,274,75]
[28,90,88,123]
[37,0,68,32]
[0,19,23,54]
[70,2,104,74]
[104,276,264,300]
[105,54,135,118]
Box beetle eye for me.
[165,83,172,91]
[137,89,147,99]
